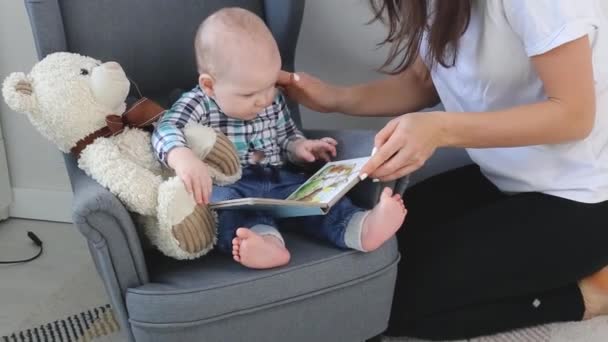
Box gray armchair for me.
[24,1,400,341]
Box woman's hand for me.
[276,71,343,113]
[360,112,445,182]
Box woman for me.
[278,0,608,339]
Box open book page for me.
[285,157,370,204]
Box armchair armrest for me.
[63,153,149,292]
[303,129,409,209]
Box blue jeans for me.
[211,167,365,254]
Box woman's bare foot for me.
[232,228,290,269]
[361,187,407,252]
[580,266,608,319]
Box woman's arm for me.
[277,55,440,117]
[439,36,595,148]
[362,36,596,181]
[335,55,440,116]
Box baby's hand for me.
[167,147,213,205]
[290,137,338,163]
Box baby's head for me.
[195,8,281,120]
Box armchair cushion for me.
[127,235,399,326]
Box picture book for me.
[209,156,370,217]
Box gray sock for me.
[343,211,369,252]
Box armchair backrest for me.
[24,0,305,124]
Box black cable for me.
[0,231,43,264]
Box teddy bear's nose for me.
[104,61,120,70]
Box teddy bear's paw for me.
[204,132,242,185]
[2,72,37,114]
[184,123,241,185]
[157,177,216,259]
[171,205,216,254]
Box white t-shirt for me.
[422,0,608,203]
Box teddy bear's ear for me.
[2,72,38,115]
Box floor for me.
[2,218,608,342]
[0,218,103,335]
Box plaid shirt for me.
[152,86,305,167]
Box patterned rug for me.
[2,304,120,342]
[5,262,607,342]
[7,305,607,342]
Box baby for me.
[152,7,406,269]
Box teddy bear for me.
[2,52,242,260]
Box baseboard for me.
[9,187,72,223]
[0,205,8,221]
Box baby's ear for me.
[198,74,215,97]
[2,72,38,114]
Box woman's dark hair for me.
[369,0,473,74]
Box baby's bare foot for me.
[232,228,290,269]
[580,266,608,319]
[361,187,407,252]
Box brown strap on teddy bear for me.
[70,98,165,159]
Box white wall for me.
[295,0,392,131]
[0,1,72,222]
[0,132,10,220]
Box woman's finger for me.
[276,70,297,87]
[372,148,415,179]
[374,118,399,148]
[360,135,403,179]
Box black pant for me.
[386,164,608,340]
